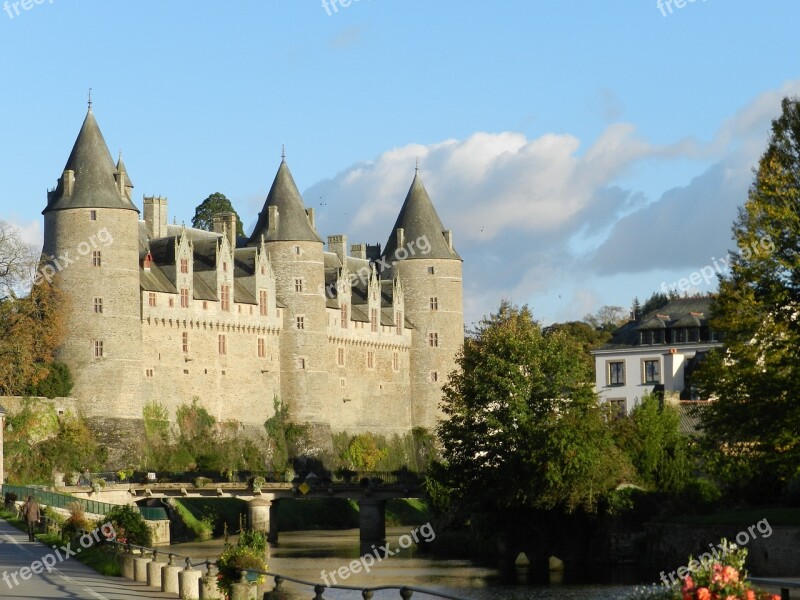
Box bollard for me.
[230,571,257,600]
[147,555,164,588]
[119,547,135,580]
[161,553,183,596]
[133,555,151,583]
[179,557,202,600]
[199,561,222,600]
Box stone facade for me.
[40,108,464,445]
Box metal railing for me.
[2,485,167,521]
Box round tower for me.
[381,171,463,430]
[248,157,327,425]
[42,106,143,420]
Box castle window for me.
[366,351,374,369]
[337,347,345,366]
[223,262,228,273]
[427,266,435,275]
[93,298,103,314]
[428,332,439,347]
[259,290,268,316]
[294,245,301,255]
[430,297,438,311]
[296,315,305,330]
[145,368,153,378]
[203,301,208,310]
[93,340,103,358]
[148,292,156,307]
[218,334,227,355]
[261,266,265,275]
[297,357,306,369]
[370,309,378,332]
[89,210,97,221]
[180,259,189,274]
[91,251,101,267]
[221,285,230,311]
[295,278,303,293]
[258,337,266,358]
[396,312,403,335]
[392,351,399,371]
[238,305,242,314]
[169,297,174,308]
[180,288,189,308]
[430,371,439,382]
[182,332,188,353]
[340,378,346,388]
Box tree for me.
[191,193,245,238]
[639,290,676,318]
[583,305,629,332]
[0,220,37,298]
[542,321,611,375]
[694,97,800,497]
[432,301,632,516]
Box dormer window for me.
[143,252,152,270]
[180,259,188,274]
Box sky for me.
[1,0,799,327]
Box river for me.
[168,527,648,599]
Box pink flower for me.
[696,587,711,600]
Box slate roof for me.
[382,173,461,262]
[247,160,323,244]
[44,109,139,214]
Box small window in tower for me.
[223,262,228,273]
[427,266,435,275]
[294,245,301,255]
[259,290,268,316]
[430,297,438,311]
[89,210,97,221]
[430,371,439,382]
[203,301,208,310]
[295,278,303,293]
[297,357,306,370]
[396,312,403,335]
[93,340,104,358]
[366,351,375,369]
[93,298,103,314]
[341,304,348,328]
[258,337,266,358]
[91,251,102,267]
[218,334,227,355]
[370,309,378,332]
[261,265,266,275]
[337,347,345,366]
[392,351,399,371]
[221,285,230,311]
[180,288,189,308]
[169,297,174,308]
[148,292,156,307]
[182,332,189,353]
[296,315,305,330]
[429,332,439,347]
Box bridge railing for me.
[1,484,167,521]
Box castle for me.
[40,106,464,449]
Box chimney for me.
[366,243,382,262]
[306,207,315,229]
[268,206,279,232]
[351,243,367,259]
[143,196,168,239]
[443,230,453,251]
[213,212,237,248]
[63,170,75,197]
[328,235,347,262]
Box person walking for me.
[22,496,40,542]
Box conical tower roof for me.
[247,158,322,244]
[44,108,138,213]
[382,172,460,261]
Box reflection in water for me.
[169,527,639,599]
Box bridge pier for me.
[247,497,272,534]
[358,498,386,542]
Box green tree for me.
[639,290,676,318]
[191,193,245,238]
[26,362,73,398]
[264,396,305,474]
[583,305,629,332]
[432,301,632,516]
[695,96,800,497]
[542,320,611,375]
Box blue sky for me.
[2,0,799,326]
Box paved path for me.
[0,519,177,599]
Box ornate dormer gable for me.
[392,276,404,335]
[175,227,194,292]
[216,231,235,307]
[336,261,353,307]
[254,240,277,318]
[367,263,381,332]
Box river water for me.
[169,527,645,599]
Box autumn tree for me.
[0,220,37,298]
[695,97,800,498]
[191,193,245,238]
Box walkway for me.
[0,519,176,599]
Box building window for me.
[396,312,402,335]
[91,251,101,267]
[392,351,399,371]
[145,368,153,378]
[370,309,378,332]
[643,359,660,384]
[366,351,374,369]
[428,332,439,347]
[148,292,156,307]
[296,315,305,330]
[182,332,189,353]
[169,297,174,308]
[607,361,625,386]
[259,290,268,316]
[340,377,346,388]
[430,297,438,311]
[223,262,228,273]
[93,297,103,314]
[180,288,189,308]
[261,265,266,275]
[295,278,303,293]
[427,266,435,275]
[218,334,227,355]
[341,304,348,328]
[294,245,301,255]
[93,340,103,358]
[203,301,208,310]
[258,337,266,358]
[89,210,97,221]
[297,357,306,370]
[608,398,626,419]
[430,371,439,382]
[337,347,345,367]
[180,259,189,274]
[221,285,230,311]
